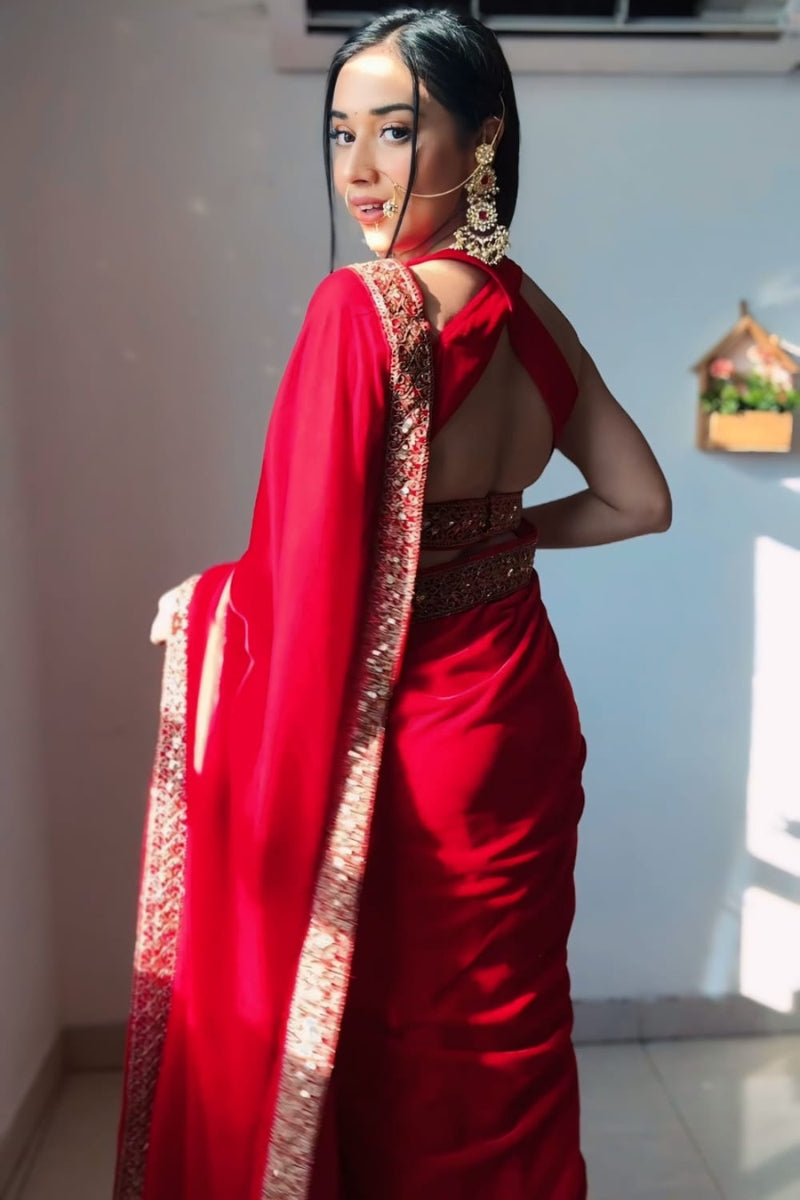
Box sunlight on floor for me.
[740,1045,800,1181]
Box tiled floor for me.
[9,1037,800,1199]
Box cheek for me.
[331,155,348,197]
[414,141,470,203]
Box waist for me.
[413,521,538,623]
[420,490,524,552]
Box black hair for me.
[323,7,520,269]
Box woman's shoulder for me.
[406,257,490,335]
[306,265,380,316]
[515,266,582,381]
[310,259,430,306]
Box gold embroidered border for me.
[414,540,536,621]
[262,260,432,1198]
[421,491,523,550]
[113,576,199,1200]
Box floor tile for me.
[648,1036,800,1200]
[14,1042,800,1199]
[18,1072,121,1200]
[577,1043,722,1199]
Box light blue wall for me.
[2,0,799,1021]
[511,75,800,1000]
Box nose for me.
[346,139,380,188]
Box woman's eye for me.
[328,125,409,147]
[383,125,411,143]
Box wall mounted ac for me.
[267,0,800,75]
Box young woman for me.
[115,9,671,1200]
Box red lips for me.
[348,195,391,225]
[349,194,388,209]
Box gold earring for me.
[452,142,510,266]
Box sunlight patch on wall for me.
[740,888,800,1014]
[740,536,800,1013]
[747,537,800,877]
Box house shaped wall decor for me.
[693,301,800,453]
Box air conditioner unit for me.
[267,0,800,74]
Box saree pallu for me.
[115,257,587,1199]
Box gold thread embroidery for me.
[261,260,432,1198]
[113,576,199,1200]
[413,542,536,622]
[421,492,523,550]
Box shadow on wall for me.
[0,0,326,1023]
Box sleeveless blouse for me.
[408,250,579,553]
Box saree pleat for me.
[327,574,587,1198]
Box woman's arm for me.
[525,346,672,549]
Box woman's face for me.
[330,44,480,260]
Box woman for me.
[115,8,671,1200]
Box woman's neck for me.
[390,215,464,265]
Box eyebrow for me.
[330,103,416,119]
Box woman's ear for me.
[477,114,504,152]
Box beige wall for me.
[0,336,58,1138]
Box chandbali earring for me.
[452,138,510,267]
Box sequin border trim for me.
[113,576,199,1200]
[421,491,523,550]
[413,540,536,621]
[261,260,432,1198]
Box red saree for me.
[115,253,587,1200]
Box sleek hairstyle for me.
[323,6,521,267]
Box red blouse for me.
[406,249,579,551]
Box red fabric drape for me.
[116,250,588,1200]
[115,260,433,1200]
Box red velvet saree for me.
[115,255,587,1199]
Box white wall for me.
[1,0,799,1027]
[0,344,59,1134]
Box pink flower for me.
[710,357,735,380]
[746,344,792,386]
[770,367,793,387]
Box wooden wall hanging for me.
[694,302,800,453]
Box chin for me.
[360,223,394,256]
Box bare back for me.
[409,258,581,566]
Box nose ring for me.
[344,182,399,222]
[382,185,399,219]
